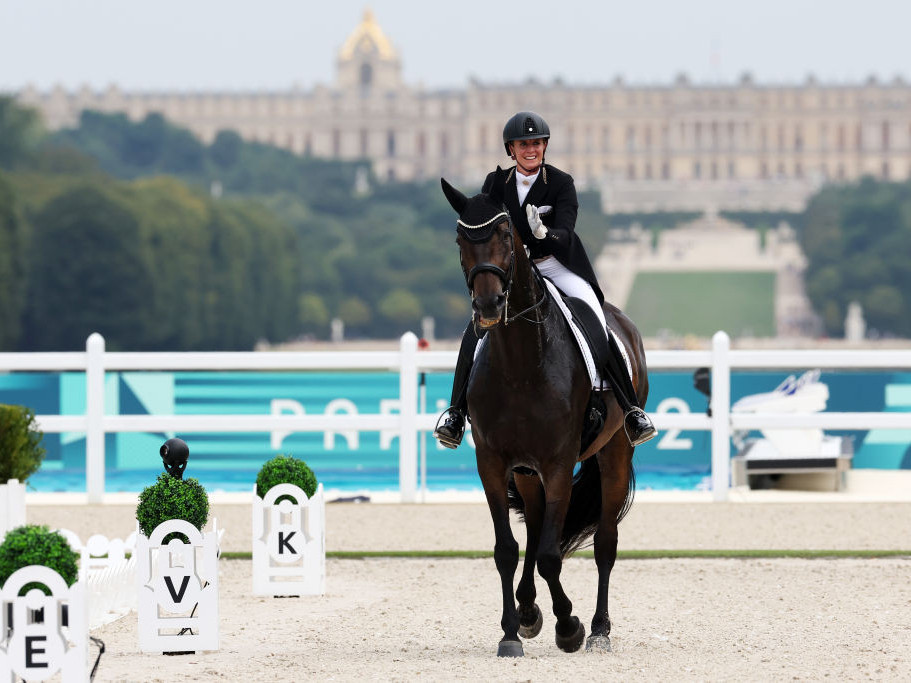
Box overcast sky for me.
[1,0,909,92]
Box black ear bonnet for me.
[441,169,511,242]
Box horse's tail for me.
[506,458,636,559]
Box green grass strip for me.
[217,549,911,561]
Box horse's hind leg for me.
[588,437,634,652]
[512,471,544,639]
[480,467,524,657]
[537,468,586,653]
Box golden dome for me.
[339,8,397,60]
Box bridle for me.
[460,213,548,328]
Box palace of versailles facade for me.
[15,10,911,212]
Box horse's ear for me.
[440,178,468,215]
[487,166,505,204]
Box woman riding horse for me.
[439,166,650,656]
[434,110,656,449]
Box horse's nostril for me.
[496,295,506,308]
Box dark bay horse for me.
[441,176,648,657]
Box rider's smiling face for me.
[509,138,547,175]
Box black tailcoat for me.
[482,164,604,306]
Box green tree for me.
[0,174,27,349]
[338,297,371,330]
[25,183,154,350]
[0,97,44,169]
[299,293,330,336]
[378,288,422,327]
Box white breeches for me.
[534,257,606,329]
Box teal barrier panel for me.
[0,369,908,493]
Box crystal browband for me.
[457,212,509,230]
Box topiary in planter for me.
[0,404,46,483]
[256,454,318,503]
[0,524,79,595]
[136,473,209,544]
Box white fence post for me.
[398,332,418,503]
[711,331,731,501]
[85,333,105,503]
[0,479,26,539]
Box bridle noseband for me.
[460,214,548,328]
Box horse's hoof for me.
[497,639,524,657]
[518,603,543,639]
[586,634,612,653]
[555,616,585,653]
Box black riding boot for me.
[603,332,657,447]
[434,323,482,449]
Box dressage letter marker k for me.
[164,575,191,603]
[278,531,297,554]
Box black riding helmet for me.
[502,111,550,155]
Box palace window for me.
[644,163,653,179]
[794,126,803,152]
[882,161,890,179]
[855,124,863,151]
[360,63,373,88]
[360,129,368,157]
[710,161,718,180]
[794,162,803,178]
[627,163,636,180]
[661,161,670,179]
[837,124,846,151]
[417,132,426,158]
[440,132,449,158]
[881,121,890,151]
[728,161,736,179]
[625,125,635,151]
[601,126,610,152]
[760,161,769,179]
[387,130,396,157]
[693,161,701,179]
[777,125,785,151]
[332,129,340,156]
[480,125,487,152]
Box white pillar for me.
[711,331,731,501]
[398,332,418,503]
[86,333,105,503]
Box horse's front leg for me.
[512,471,545,639]
[480,462,524,657]
[537,467,586,653]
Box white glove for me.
[526,204,547,239]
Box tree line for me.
[2,95,910,347]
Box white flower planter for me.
[0,565,88,682]
[252,483,325,596]
[135,519,219,654]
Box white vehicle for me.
[730,370,853,489]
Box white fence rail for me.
[2,331,911,502]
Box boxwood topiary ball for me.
[136,473,209,542]
[256,454,318,501]
[0,525,79,595]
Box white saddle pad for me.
[473,278,632,390]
